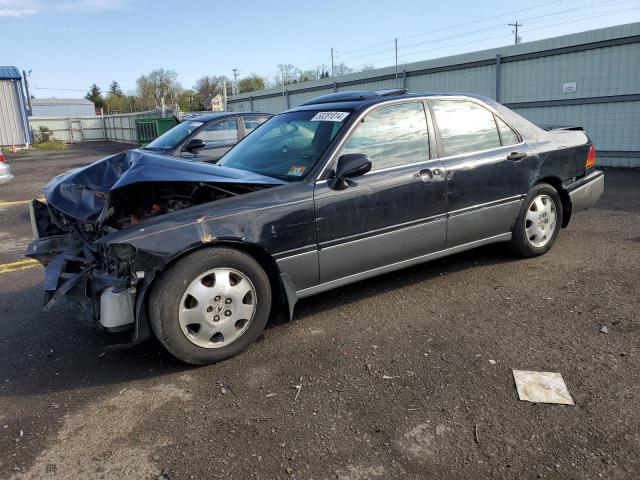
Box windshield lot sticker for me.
[287,166,306,177]
[310,111,349,122]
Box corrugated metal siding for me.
[31,103,96,117]
[407,65,495,97]
[0,79,28,146]
[513,101,640,153]
[227,22,640,167]
[501,44,640,103]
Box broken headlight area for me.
[27,201,138,331]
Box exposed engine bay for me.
[106,182,266,230]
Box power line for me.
[336,0,629,64]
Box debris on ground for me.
[600,325,609,334]
[474,425,480,443]
[265,393,276,398]
[157,468,171,480]
[512,370,574,405]
[216,381,235,396]
[488,359,496,365]
[293,383,302,401]
[382,375,397,380]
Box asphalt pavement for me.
[0,144,638,479]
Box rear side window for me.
[244,115,270,133]
[193,119,238,148]
[340,102,429,171]
[431,100,501,156]
[495,116,520,146]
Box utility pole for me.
[22,70,33,113]
[232,68,240,95]
[330,47,334,77]
[508,21,522,45]
[394,38,398,85]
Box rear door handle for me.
[507,151,528,161]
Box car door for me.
[181,118,240,163]
[428,98,531,248]
[314,101,447,284]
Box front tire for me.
[149,247,271,365]
[510,183,563,258]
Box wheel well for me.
[536,176,572,227]
[153,241,290,321]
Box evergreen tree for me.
[85,84,105,109]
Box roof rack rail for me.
[300,89,408,106]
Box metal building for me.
[0,66,31,147]
[31,98,96,117]
[228,22,640,168]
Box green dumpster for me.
[135,117,179,147]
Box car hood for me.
[43,148,285,223]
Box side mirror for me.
[183,138,206,153]
[329,153,372,190]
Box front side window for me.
[340,102,429,171]
[193,119,238,148]
[218,110,349,181]
[144,120,203,151]
[431,100,501,156]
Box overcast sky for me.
[1,0,639,98]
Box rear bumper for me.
[568,170,604,213]
[0,163,13,185]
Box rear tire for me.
[510,183,563,258]
[149,247,271,365]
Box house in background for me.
[31,98,96,117]
[0,66,31,147]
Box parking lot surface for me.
[0,144,638,479]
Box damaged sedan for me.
[27,90,604,364]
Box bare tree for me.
[333,62,353,76]
[136,68,180,109]
[275,64,299,85]
[313,64,330,79]
[360,64,376,72]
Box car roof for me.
[287,90,497,114]
[187,111,271,122]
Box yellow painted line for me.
[0,259,39,268]
[0,263,41,274]
[0,197,45,207]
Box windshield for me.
[144,120,204,151]
[218,110,350,181]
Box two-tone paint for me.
[29,92,604,344]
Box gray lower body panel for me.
[318,217,446,283]
[276,250,319,291]
[446,198,522,248]
[297,232,511,299]
[569,171,604,213]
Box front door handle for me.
[507,151,528,161]
[416,168,442,182]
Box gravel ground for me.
[0,145,638,479]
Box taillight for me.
[585,144,596,168]
[0,150,4,164]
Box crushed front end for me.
[27,198,140,334]
[25,149,283,345]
